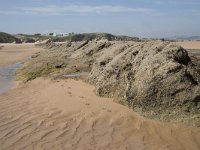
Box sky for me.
[0,0,200,38]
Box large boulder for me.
[89,40,200,125]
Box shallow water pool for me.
[0,63,21,94]
[63,72,89,78]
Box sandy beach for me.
[175,41,200,58]
[0,44,45,93]
[0,43,200,150]
[175,41,200,49]
[0,43,44,66]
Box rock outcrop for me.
[17,40,200,126]
[89,41,200,125]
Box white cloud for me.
[23,5,152,14]
[0,10,22,15]
[154,0,200,5]
[0,5,153,15]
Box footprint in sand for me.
[67,91,72,96]
[102,107,112,112]
[84,103,90,106]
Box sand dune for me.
[0,78,199,150]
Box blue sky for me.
[0,0,200,38]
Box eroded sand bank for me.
[0,43,200,150]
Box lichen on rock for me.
[88,41,200,126]
[17,40,200,126]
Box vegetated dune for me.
[15,34,51,43]
[17,40,200,126]
[0,32,21,43]
[0,32,139,43]
[52,33,140,42]
[0,78,199,150]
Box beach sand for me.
[175,41,200,49]
[0,43,44,66]
[0,43,199,150]
[176,41,200,58]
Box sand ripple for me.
[0,78,199,150]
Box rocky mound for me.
[17,40,114,81]
[89,41,200,125]
[17,40,200,126]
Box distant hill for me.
[167,36,200,41]
[15,34,51,43]
[0,32,140,43]
[53,33,140,42]
[0,32,21,43]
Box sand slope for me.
[0,78,199,150]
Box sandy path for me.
[0,43,44,66]
[0,78,199,150]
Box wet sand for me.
[0,43,44,66]
[0,43,200,150]
[0,63,21,94]
[0,43,45,94]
